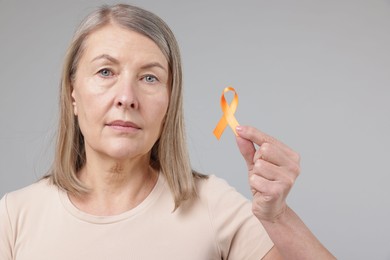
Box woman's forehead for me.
[81,24,168,67]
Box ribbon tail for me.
[213,116,228,139]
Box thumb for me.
[236,135,256,170]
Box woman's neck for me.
[69,153,158,216]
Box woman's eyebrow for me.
[140,62,168,73]
[91,54,119,64]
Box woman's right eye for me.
[98,68,113,77]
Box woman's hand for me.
[235,125,301,223]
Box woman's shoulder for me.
[194,173,251,206]
[192,174,273,258]
[1,178,57,210]
[195,173,244,193]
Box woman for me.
[0,4,335,259]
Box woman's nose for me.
[115,77,139,109]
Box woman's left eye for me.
[143,75,158,83]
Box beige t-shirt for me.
[0,174,273,260]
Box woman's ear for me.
[71,89,78,116]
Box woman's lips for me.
[106,120,141,133]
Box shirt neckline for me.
[58,173,165,224]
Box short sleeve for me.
[204,176,274,260]
[0,194,13,260]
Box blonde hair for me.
[47,4,206,209]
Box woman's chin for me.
[87,142,152,163]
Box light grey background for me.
[1,0,389,259]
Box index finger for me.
[236,125,295,155]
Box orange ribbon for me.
[213,87,240,139]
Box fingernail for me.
[236,126,242,132]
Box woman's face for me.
[72,24,169,162]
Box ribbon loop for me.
[213,87,240,139]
